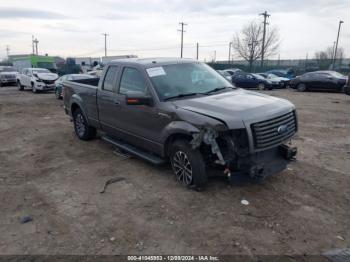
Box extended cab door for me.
[97,65,121,135]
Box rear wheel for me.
[169,140,207,190]
[258,83,266,90]
[73,108,96,140]
[297,83,307,92]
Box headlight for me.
[35,78,43,82]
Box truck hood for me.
[172,89,295,129]
[36,73,59,81]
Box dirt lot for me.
[0,86,349,256]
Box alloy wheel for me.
[75,113,86,137]
[172,151,193,185]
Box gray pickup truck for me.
[63,58,297,189]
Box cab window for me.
[119,67,147,95]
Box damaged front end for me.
[190,126,297,181]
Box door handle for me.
[114,101,120,105]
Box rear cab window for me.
[102,66,119,92]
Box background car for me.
[231,72,274,90]
[17,68,58,93]
[54,74,94,99]
[0,66,18,87]
[266,69,295,79]
[223,68,243,76]
[290,71,347,92]
[258,73,290,88]
[216,70,232,82]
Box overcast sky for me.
[0,0,349,61]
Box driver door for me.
[113,67,168,154]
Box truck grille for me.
[4,75,16,79]
[42,80,55,85]
[251,111,297,150]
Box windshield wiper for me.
[202,86,232,95]
[164,92,202,101]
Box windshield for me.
[268,74,278,79]
[0,67,17,72]
[149,62,234,101]
[32,69,50,74]
[328,71,345,78]
[252,74,265,80]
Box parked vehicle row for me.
[63,58,298,189]
[218,67,348,94]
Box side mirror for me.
[125,91,153,106]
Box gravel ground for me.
[0,86,349,256]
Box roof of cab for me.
[108,57,196,68]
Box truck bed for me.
[63,78,100,124]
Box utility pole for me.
[228,42,232,64]
[33,38,39,55]
[32,35,35,55]
[102,33,108,57]
[260,11,270,67]
[6,45,10,58]
[196,43,199,60]
[332,20,344,69]
[178,22,187,58]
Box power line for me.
[260,11,270,67]
[178,22,187,58]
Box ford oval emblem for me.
[277,124,289,135]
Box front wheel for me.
[345,85,350,95]
[17,81,24,91]
[55,88,62,99]
[169,140,207,190]
[297,83,307,92]
[32,83,37,93]
[73,108,96,140]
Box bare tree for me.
[314,46,345,69]
[232,21,279,71]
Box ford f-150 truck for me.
[63,58,297,189]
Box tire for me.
[55,88,62,99]
[169,139,207,189]
[297,83,307,92]
[73,108,96,140]
[258,83,266,90]
[32,83,37,93]
[345,86,350,96]
[17,81,24,91]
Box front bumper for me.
[36,83,55,91]
[0,79,16,84]
[229,144,297,180]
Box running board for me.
[101,136,165,165]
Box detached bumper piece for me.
[228,144,297,182]
[279,144,297,160]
